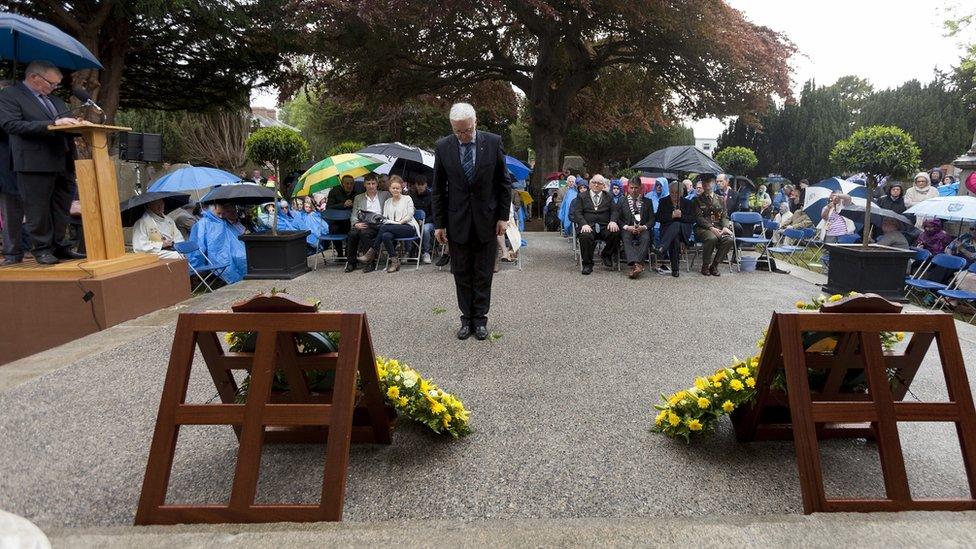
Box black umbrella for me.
[199,183,276,205]
[631,145,724,175]
[840,203,917,234]
[119,191,190,227]
[733,175,756,191]
[358,142,435,167]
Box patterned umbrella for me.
[292,153,383,197]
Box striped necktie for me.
[461,143,475,183]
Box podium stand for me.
[0,123,189,365]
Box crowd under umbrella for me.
[802,176,872,221]
[630,145,724,175]
[0,12,103,70]
[293,153,384,197]
[147,166,242,204]
[118,191,190,227]
[198,183,276,206]
[839,203,918,238]
[904,195,976,224]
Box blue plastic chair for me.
[317,209,351,268]
[837,234,860,244]
[174,240,228,293]
[936,262,976,322]
[768,228,806,264]
[385,210,426,271]
[731,211,771,272]
[904,248,932,287]
[904,253,967,302]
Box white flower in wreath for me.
[402,371,418,388]
[428,389,440,398]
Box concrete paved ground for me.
[2,233,976,542]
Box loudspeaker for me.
[119,132,163,163]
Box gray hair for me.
[668,180,681,194]
[449,102,476,122]
[25,60,60,77]
[717,173,729,182]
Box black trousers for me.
[1,190,25,261]
[659,222,685,270]
[18,171,73,255]
[329,219,351,255]
[449,233,497,328]
[577,227,621,266]
[345,225,378,260]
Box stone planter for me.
[239,230,311,280]
[823,243,915,302]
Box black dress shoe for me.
[474,326,489,340]
[1,258,22,266]
[602,256,614,268]
[456,325,473,340]
[343,261,358,273]
[435,254,451,267]
[672,269,680,278]
[53,248,85,260]
[362,261,376,273]
[581,264,593,275]
[35,252,59,265]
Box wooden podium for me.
[0,123,189,365]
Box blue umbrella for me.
[0,13,102,70]
[148,166,241,192]
[505,155,530,181]
[802,177,872,220]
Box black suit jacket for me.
[432,131,511,244]
[717,188,739,214]
[0,126,13,195]
[569,190,614,227]
[612,195,653,229]
[0,83,76,174]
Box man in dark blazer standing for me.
[569,174,620,275]
[432,102,511,341]
[0,60,84,265]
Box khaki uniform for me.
[694,192,734,268]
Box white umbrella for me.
[904,195,976,222]
[543,180,561,190]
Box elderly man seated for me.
[876,217,910,249]
[187,202,248,284]
[132,198,184,259]
[611,177,653,279]
[694,174,734,276]
[570,174,620,275]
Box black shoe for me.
[474,326,489,340]
[602,256,614,268]
[35,252,59,265]
[1,258,22,266]
[581,264,593,275]
[456,325,473,340]
[53,247,85,260]
[435,254,451,267]
[343,261,357,273]
[672,270,680,278]
[362,261,376,273]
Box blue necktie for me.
[38,94,57,118]
[461,143,475,183]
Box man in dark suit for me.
[570,174,620,275]
[611,177,653,278]
[0,60,84,265]
[716,173,739,214]
[432,102,511,341]
[0,79,24,265]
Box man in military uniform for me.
[693,174,734,276]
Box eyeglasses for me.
[32,73,61,89]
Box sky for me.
[691,0,971,138]
[252,1,972,138]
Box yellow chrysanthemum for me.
[695,377,708,391]
[387,386,400,399]
[420,379,432,394]
[397,396,408,407]
[896,332,905,342]
[722,400,735,413]
[224,332,234,343]
[430,401,447,415]
[668,412,681,426]
[697,397,710,409]
[795,300,807,309]
[730,379,744,391]
[713,381,722,389]
[443,414,452,427]
[746,377,756,388]
[687,419,703,431]
[655,411,666,425]
[828,294,843,302]
[736,367,750,376]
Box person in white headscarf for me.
[132,199,184,259]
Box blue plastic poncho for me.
[188,210,248,284]
[559,186,579,235]
[293,210,329,247]
[644,177,668,213]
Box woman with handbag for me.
[358,175,420,272]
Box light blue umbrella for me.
[904,196,976,222]
[148,166,241,192]
[505,155,530,181]
[0,13,102,70]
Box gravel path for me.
[1,233,974,529]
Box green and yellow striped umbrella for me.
[292,153,383,197]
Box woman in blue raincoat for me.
[293,199,329,250]
[188,204,249,284]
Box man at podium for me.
[0,60,86,265]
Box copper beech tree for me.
[295,0,794,184]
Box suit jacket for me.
[570,190,614,227]
[0,82,77,173]
[717,188,739,214]
[350,190,391,223]
[655,195,696,226]
[612,194,653,229]
[432,130,511,244]
[0,126,13,195]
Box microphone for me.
[72,88,104,113]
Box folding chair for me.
[768,228,807,265]
[936,262,976,322]
[904,253,967,303]
[316,209,350,269]
[731,211,772,272]
[837,234,860,244]
[173,241,227,293]
[384,210,426,271]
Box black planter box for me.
[239,231,311,280]
[823,244,915,302]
